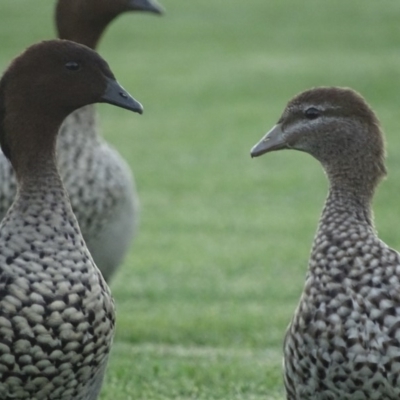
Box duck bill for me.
[250,124,287,157]
[128,0,165,15]
[100,78,143,114]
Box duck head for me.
[0,40,142,171]
[56,0,165,49]
[251,87,387,193]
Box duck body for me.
[251,87,400,399]
[0,39,142,399]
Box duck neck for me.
[307,183,378,278]
[319,151,384,226]
[5,110,67,198]
[321,184,374,229]
[56,6,117,50]
[59,24,106,50]
[324,160,380,199]
[17,156,65,197]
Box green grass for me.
[1,0,400,398]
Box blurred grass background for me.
[1,1,400,398]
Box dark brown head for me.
[0,39,142,172]
[251,87,387,194]
[56,0,165,49]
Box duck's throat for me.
[321,187,374,228]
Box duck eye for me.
[65,61,80,71]
[305,107,320,120]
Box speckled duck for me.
[0,0,164,282]
[0,39,142,399]
[251,87,400,399]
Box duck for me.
[0,39,142,399]
[0,0,164,283]
[251,87,400,399]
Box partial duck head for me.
[56,0,165,49]
[251,87,387,196]
[0,39,143,178]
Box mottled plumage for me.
[0,40,142,399]
[0,173,115,400]
[251,87,400,399]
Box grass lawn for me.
[1,0,400,398]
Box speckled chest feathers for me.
[0,178,115,400]
[284,190,400,400]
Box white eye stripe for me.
[285,115,330,133]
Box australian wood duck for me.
[0,39,142,399]
[251,87,400,399]
[0,0,164,282]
